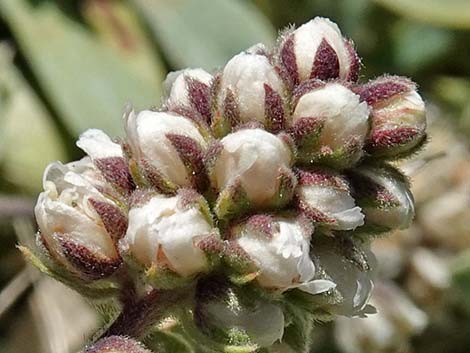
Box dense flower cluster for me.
[32,17,426,352]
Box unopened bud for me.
[347,164,415,233]
[124,109,208,190]
[291,81,370,168]
[277,17,360,86]
[216,50,286,132]
[164,68,213,120]
[35,159,125,280]
[121,189,216,280]
[210,128,295,218]
[230,215,336,294]
[359,76,426,158]
[296,168,364,230]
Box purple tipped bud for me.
[277,17,360,86]
[217,50,287,131]
[358,76,426,159]
[84,336,152,353]
[291,82,370,168]
[124,109,208,189]
[347,165,415,233]
[34,159,123,280]
[164,68,213,120]
[296,168,364,230]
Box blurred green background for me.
[0,1,469,353]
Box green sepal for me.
[214,179,252,223]
[211,113,233,139]
[145,264,194,290]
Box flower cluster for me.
[31,17,426,353]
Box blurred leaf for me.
[132,0,276,70]
[0,0,166,137]
[373,0,470,29]
[452,250,470,311]
[0,44,66,193]
[392,21,453,73]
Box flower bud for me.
[124,109,208,191]
[209,128,295,218]
[347,164,415,233]
[35,159,125,280]
[291,82,370,168]
[295,168,364,230]
[359,76,426,159]
[277,17,360,86]
[216,51,286,132]
[77,129,135,196]
[230,215,336,294]
[164,68,213,120]
[195,277,285,348]
[84,336,152,353]
[314,237,375,316]
[121,189,216,280]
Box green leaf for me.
[373,0,470,29]
[0,0,166,137]
[0,43,66,193]
[452,249,470,312]
[132,0,276,70]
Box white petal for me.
[297,279,336,295]
[76,129,123,159]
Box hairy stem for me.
[101,287,189,339]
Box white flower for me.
[219,51,285,125]
[350,165,415,231]
[235,216,335,294]
[296,169,364,230]
[125,109,207,187]
[35,158,121,277]
[279,17,359,84]
[122,192,213,276]
[292,82,370,154]
[315,241,375,316]
[164,68,213,118]
[76,128,123,159]
[213,128,292,206]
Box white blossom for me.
[123,192,213,276]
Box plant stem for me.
[101,287,188,339]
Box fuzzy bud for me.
[231,215,336,294]
[291,82,370,168]
[359,76,426,158]
[125,109,208,190]
[84,336,152,353]
[277,17,360,86]
[296,168,364,230]
[347,165,414,233]
[35,159,124,280]
[195,277,285,348]
[121,189,216,278]
[210,128,295,217]
[216,50,286,131]
[164,68,213,120]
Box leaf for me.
[0,0,166,137]
[132,0,276,70]
[373,0,470,29]
[0,43,66,193]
